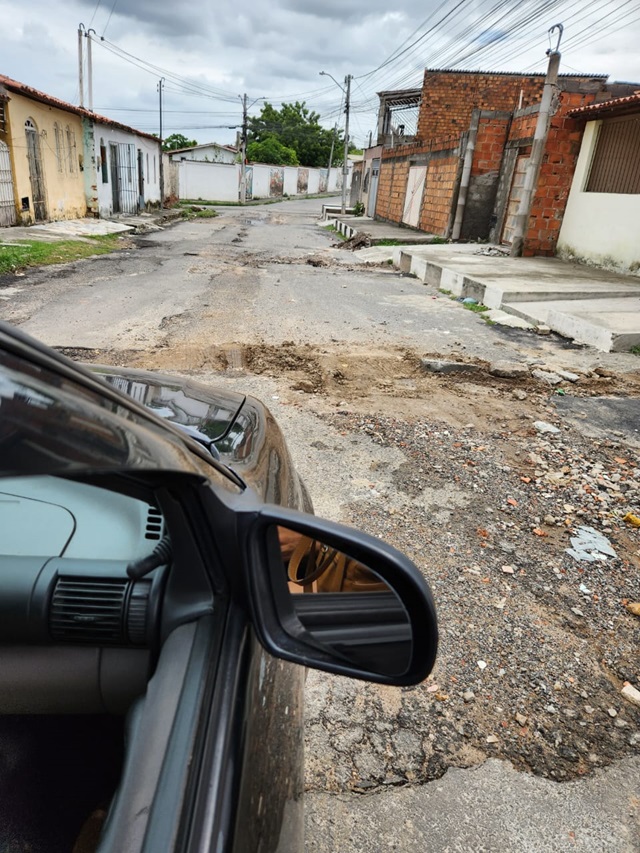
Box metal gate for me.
[402,165,426,227]
[137,148,145,208]
[501,154,529,245]
[109,142,138,214]
[25,118,47,222]
[367,158,380,217]
[0,141,16,227]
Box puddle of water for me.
[243,219,264,226]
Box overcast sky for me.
[3,0,640,147]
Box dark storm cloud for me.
[77,0,205,37]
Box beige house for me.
[0,75,87,225]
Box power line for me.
[103,0,119,37]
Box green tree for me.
[162,133,198,151]
[246,137,299,166]
[248,101,345,168]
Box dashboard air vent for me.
[145,506,163,541]
[50,577,128,643]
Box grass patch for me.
[630,345,640,355]
[323,224,346,239]
[0,234,124,275]
[439,288,452,295]
[463,301,490,313]
[181,206,219,220]
[375,238,403,246]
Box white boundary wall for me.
[176,160,350,202]
[178,160,240,202]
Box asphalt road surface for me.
[2,198,639,852]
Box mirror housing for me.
[243,506,438,685]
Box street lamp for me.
[320,71,352,215]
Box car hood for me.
[91,365,246,446]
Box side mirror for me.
[243,507,438,685]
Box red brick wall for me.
[471,115,511,176]
[376,137,459,227]
[419,156,458,234]
[522,91,595,256]
[508,110,538,142]
[418,71,545,142]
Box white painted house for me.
[89,117,162,217]
[169,142,237,164]
[557,93,640,274]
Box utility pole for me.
[341,74,352,215]
[326,123,337,192]
[86,29,95,112]
[158,78,165,208]
[239,93,248,205]
[77,24,85,107]
[510,24,563,257]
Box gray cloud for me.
[3,0,640,149]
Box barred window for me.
[586,115,640,194]
[0,101,6,134]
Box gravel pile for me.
[304,409,640,793]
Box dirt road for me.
[3,198,639,848]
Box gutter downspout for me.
[451,109,480,240]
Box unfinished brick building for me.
[374,69,636,255]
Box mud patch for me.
[244,342,325,392]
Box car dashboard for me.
[0,476,167,713]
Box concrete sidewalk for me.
[325,213,640,352]
[322,208,438,245]
[0,209,183,244]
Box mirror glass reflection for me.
[274,525,412,676]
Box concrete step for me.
[502,297,640,352]
[392,244,640,352]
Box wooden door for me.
[402,165,426,228]
[25,119,46,221]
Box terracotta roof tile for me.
[0,73,160,142]
[568,91,640,117]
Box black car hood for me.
[92,366,246,446]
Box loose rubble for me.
[306,406,640,792]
